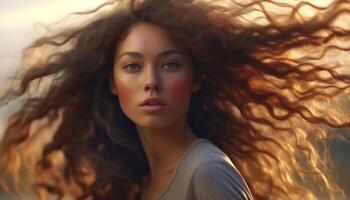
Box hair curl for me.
[1,0,350,199]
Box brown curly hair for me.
[1,0,350,199]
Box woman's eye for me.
[124,63,141,72]
[163,62,180,71]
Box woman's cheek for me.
[116,78,137,113]
[167,76,193,100]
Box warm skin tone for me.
[111,22,201,200]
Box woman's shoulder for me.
[160,139,253,200]
[183,138,235,167]
[184,139,254,200]
[187,160,253,199]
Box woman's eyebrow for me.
[118,50,184,59]
[158,50,184,58]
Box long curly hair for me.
[1,0,350,199]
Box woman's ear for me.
[109,77,118,95]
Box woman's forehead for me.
[115,22,185,58]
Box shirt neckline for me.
[156,138,208,200]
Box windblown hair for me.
[1,0,350,199]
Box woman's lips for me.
[139,97,166,113]
[140,104,165,113]
[140,98,165,106]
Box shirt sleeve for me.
[186,160,253,200]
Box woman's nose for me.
[144,66,161,92]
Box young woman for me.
[1,0,350,199]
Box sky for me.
[0,0,106,130]
[0,0,106,76]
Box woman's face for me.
[111,22,200,130]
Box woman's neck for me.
[136,122,198,180]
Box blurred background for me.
[0,0,349,199]
[0,1,106,199]
[0,0,106,128]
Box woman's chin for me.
[135,119,173,130]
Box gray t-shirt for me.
[155,138,254,200]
